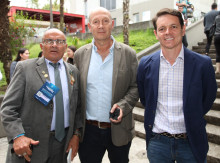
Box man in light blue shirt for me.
[75,7,139,163]
[86,37,114,123]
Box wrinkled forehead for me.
[89,10,112,22]
[43,29,66,40]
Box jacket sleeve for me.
[1,63,26,142]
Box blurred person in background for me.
[10,48,29,80]
[178,5,188,47]
[214,11,220,74]
[66,46,77,65]
[204,3,218,56]
[63,53,68,62]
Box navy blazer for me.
[137,47,217,163]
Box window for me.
[100,0,116,10]
[133,13,139,23]
[142,11,151,21]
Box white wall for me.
[66,0,215,26]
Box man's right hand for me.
[13,136,39,162]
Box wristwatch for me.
[73,129,81,139]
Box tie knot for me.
[50,62,60,69]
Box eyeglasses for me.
[43,39,66,46]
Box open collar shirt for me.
[152,45,186,134]
[86,36,115,122]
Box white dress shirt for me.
[45,58,70,130]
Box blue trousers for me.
[78,123,131,163]
[147,133,207,163]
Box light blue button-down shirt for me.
[86,36,115,122]
[45,58,70,130]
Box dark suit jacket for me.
[137,47,217,163]
[74,41,139,146]
[0,57,82,163]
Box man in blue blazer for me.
[137,8,217,163]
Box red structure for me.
[8,6,85,33]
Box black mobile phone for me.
[109,108,120,120]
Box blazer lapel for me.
[150,52,160,103]
[183,47,195,109]
[36,57,50,83]
[82,45,92,98]
[64,62,73,98]
[112,42,122,101]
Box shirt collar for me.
[160,44,184,61]
[92,35,115,54]
[45,58,64,67]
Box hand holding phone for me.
[109,108,120,120]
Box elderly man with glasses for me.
[1,28,82,163]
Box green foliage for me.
[67,37,79,47]
[113,29,158,53]
[42,0,60,11]
[25,43,42,59]
[9,11,39,56]
[29,0,39,8]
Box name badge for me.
[34,80,59,106]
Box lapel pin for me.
[70,75,75,85]
[69,71,75,85]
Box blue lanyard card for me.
[34,80,60,106]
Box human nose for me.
[164,27,171,34]
[97,22,103,28]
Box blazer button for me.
[47,125,51,130]
[50,104,53,109]
[148,125,152,128]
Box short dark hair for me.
[212,3,217,10]
[152,8,184,31]
[68,45,77,52]
[38,51,43,58]
[15,48,28,61]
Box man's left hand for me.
[110,104,123,123]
